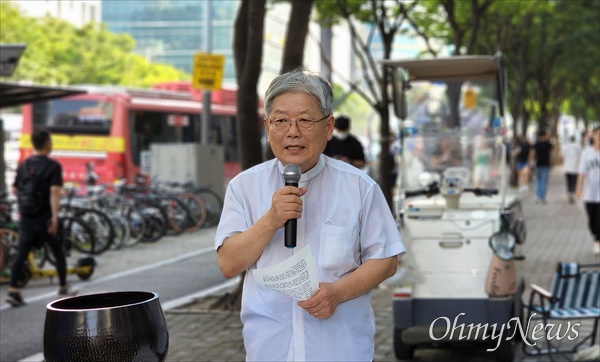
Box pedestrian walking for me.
[561,135,582,204]
[512,135,531,192]
[215,70,405,361]
[576,125,600,255]
[6,129,73,307]
[529,130,553,204]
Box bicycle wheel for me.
[32,244,49,269]
[62,217,96,255]
[1,228,19,279]
[194,188,223,228]
[76,256,96,280]
[122,206,146,248]
[178,192,207,233]
[137,202,168,243]
[141,213,167,243]
[108,213,130,250]
[74,208,115,254]
[160,196,191,236]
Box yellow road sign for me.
[192,53,225,91]
[463,88,476,109]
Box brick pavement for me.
[164,168,599,361]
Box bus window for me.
[129,110,199,166]
[33,100,112,134]
[211,115,237,162]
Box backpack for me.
[18,158,51,216]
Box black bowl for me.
[44,291,169,362]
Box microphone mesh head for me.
[283,164,301,183]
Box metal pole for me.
[201,0,212,144]
[320,27,332,83]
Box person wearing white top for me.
[215,70,406,361]
[561,135,582,203]
[576,125,600,255]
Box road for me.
[0,228,222,362]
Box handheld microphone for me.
[282,164,301,248]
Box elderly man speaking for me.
[215,70,405,361]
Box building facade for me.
[101,0,237,81]
[8,0,100,27]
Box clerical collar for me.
[278,154,325,185]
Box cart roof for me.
[381,55,500,82]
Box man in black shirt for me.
[529,130,553,204]
[6,129,71,307]
[323,116,366,169]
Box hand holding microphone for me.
[282,164,302,248]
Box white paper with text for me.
[252,245,319,301]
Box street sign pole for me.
[191,7,224,145]
[202,0,212,145]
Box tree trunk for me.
[235,0,266,171]
[261,0,314,162]
[376,26,396,211]
[281,0,314,73]
[538,87,551,133]
[212,0,266,312]
[445,82,463,129]
[377,102,393,210]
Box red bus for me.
[19,82,255,187]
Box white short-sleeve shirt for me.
[578,146,600,202]
[215,154,406,361]
[561,142,581,174]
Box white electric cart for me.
[382,55,527,361]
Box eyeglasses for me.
[267,114,330,131]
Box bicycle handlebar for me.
[405,184,498,199]
[463,188,499,196]
[405,189,431,198]
[404,183,440,198]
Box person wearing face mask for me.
[323,115,366,169]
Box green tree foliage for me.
[332,84,372,132]
[469,1,546,135]
[385,0,599,135]
[553,0,600,128]
[314,0,417,208]
[0,2,188,87]
[469,0,599,134]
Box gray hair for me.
[264,70,333,118]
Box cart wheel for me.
[76,257,96,280]
[394,328,415,360]
[15,264,31,288]
[494,337,514,362]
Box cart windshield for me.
[399,70,507,192]
[401,135,505,191]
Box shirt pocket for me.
[319,224,360,275]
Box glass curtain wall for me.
[101,0,238,80]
